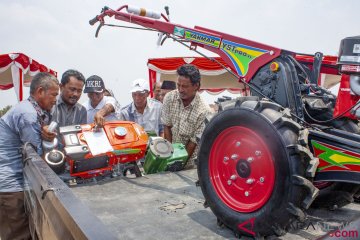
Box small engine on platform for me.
[58,121,148,179]
[143,137,188,174]
[43,121,189,181]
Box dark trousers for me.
[0,191,31,240]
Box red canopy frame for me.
[147,57,246,97]
[147,55,341,103]
[0,53,57,101]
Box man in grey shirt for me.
[0,72,59,240]
[51,69,87,127]
[42,70,87,148]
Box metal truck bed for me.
[71,170,360,240]
[71,169,234,240]
[22,144,360,240]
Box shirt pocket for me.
[144,114,157,131]
[179,118,196,138]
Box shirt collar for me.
[88,97,105,110]
[175,90,199,108]
[28,96,51,125]
[57,95,67,106]
[57,95,77,110]
[28,96,45,114]
[131,98,149,114]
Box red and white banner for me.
[0,53,57,101]
[147,57,245,96]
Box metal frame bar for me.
[22,144,117,240]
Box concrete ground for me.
[71,169,360,240]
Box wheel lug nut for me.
[246,178,255,184]
[236,141,241,147]
[245,191,250,197]
[230,175,237,180]
[231,154,238,160]
[260,177,265,183]
[224,156,229,162]
[227,180,232,185]
[255,150,261,156]
[247,157,254,163]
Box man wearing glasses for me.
[120,78,163,137]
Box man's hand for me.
[94,112,105,128]
[41,125,57,142]
[185,141,197,161]
[164,125,172,143]
[93,103,115,128]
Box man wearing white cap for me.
[83,75,120,127]
[119,78,163,136]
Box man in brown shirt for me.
[161,64,211,169]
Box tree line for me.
[0,105,11,117]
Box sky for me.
[1,0,359,109]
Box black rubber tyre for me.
[308,109,360,209]
[198,100,319,238]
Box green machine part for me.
[144,138,188,174]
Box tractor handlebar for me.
[89,4,282,82]
[89,16,99,26]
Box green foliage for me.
[0,105,11,117]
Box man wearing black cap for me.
[83,75,120,127]
[158,80,176,103]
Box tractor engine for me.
[58,121,148,179]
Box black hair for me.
[176,64,201,86]
[61,69,85,85]
[161,80,176,90]
[30,72,59,95]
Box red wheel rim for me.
[209,126,275,212]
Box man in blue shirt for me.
[0,72,59,240]
[120,78,163,136]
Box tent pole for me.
[19,68,23,101]
[148,68,156,98]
